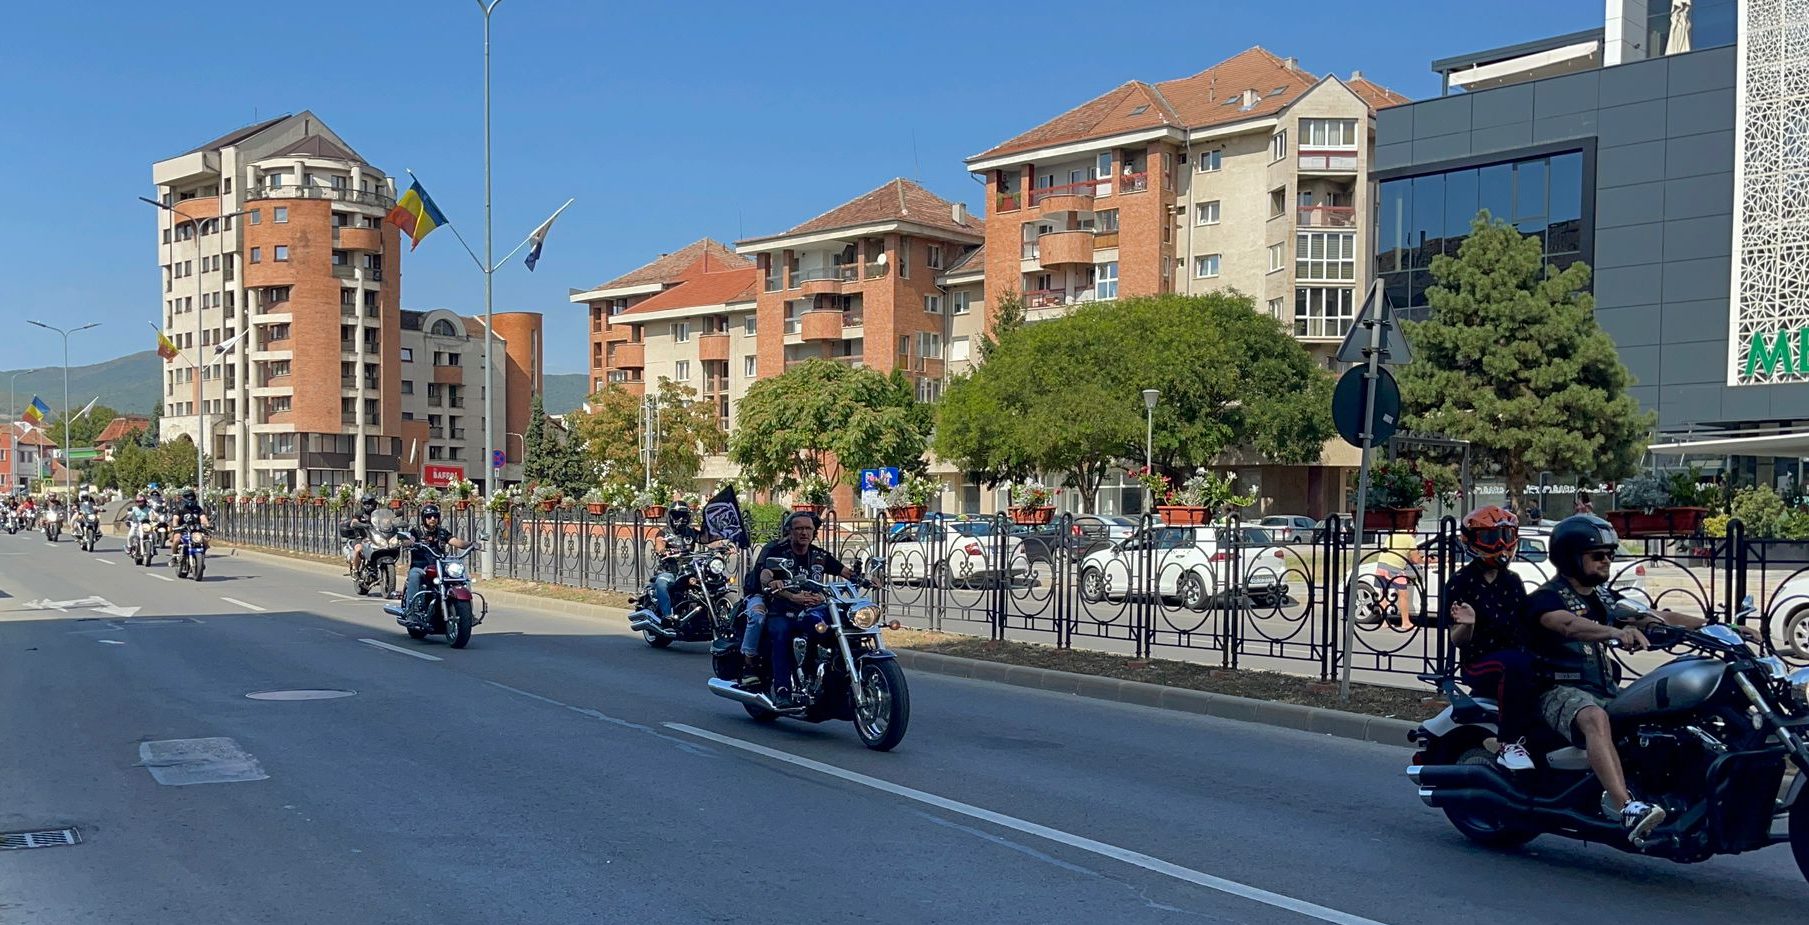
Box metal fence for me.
[211,502,1809,687]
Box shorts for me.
[1539,686,1612,747]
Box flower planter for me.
[887,504,926,523]
[791,503,826,515]
[642,505,668,519]
[1362,507,1423,531]
[586,503,608,516]
[389,500,405,510]
[538,500,559,512]
[273,498,288,506]
[1156,505,1211,526]
[453,499,472,511]
[308,498,325,507]
[1604,507,1710,537]
[1008,505,1055,526]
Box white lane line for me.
[357,638,442,662]
[664,723,1391,925]
[92,557,115,566]
[98,639,126,645]
[318,590,361,601]
[146,572,175,582]
[481,681,714,757]
[220,597,266,612]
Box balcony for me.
[612,342,645,368]
[1093,230,1119,249]
[432,364,463,385]
[796,264,860,296]
[1029,180,1097,214]
[428,426,446,439]
[335,225,383,252]
[1023,289,1072,309]
[703,376,729,395]
[246,185,397,210]
[800,309,844,342]
[698,332,730,362]
[1298,149,1358,173]
[996,191,1023,213]
[450,428,466,440]
[1297,205,1357,228]
[332,265,356,280]
[1038,230,1095,267]
[1117,172,1148,194]
[1295,316,1355,340]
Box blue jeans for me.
[404,567,428,619]
[652,572,677,618]
[739,594,767,657]
[766,605,830,695]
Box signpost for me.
[491,449,506,472]
[1332,280,1412,701]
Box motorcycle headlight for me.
[849,605,882,629]
[707,558,726,577]
[1789,666,1809,712]
[443,561,467,579]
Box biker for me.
[1446,505,1534,771]
[76,492,98,536]
[125,493,153,550]
[341,492,382,575]
[649,502,702,621]
[168,488,209,555]
[1524,514,1747,846]
[397,503,466,624]
[751,511,857,707]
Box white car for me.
[884,519,1029,588]
[1077,525,1290,610]
[1354,530,1649,624]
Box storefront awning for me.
[1648,430,1809,458]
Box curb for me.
[222,542,1419,748]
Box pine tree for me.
[521,393,550,487]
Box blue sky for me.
[0,0,1597,375]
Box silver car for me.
[1258,514,1321,545]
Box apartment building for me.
[151,111,404,492]
[396,309,543,487]
[572,239,752,398]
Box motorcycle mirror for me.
[865,556,886,576]
[763,557,793,577]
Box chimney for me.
[1350,70,1363,81]
[1283,56,1298,71]
[1241,88,1260,109]
[951,202,967,225]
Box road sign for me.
[1335,280,1413,366]
[858,468,901,493]
[491,450,506,471]
[1332,365,1401,449]
[62,447,99,461]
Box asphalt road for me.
[0,529,1803,924]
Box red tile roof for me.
[15,428,55,447]
[95,416,151,446]
[751,179,982,242]
[973,47,1406,161]
[621,267,760,316]
[587,239,750,292]
[941,243,986,275]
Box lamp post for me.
[8,368,35,421]
[24,321,99,499]
[1141,389,1159,511]
[476,0,504,578]
[140,197,250,493]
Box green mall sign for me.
[1740,329,1809,382]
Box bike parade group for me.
[1,485,207,568]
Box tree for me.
[977,290,1025,363]
[521,393,589,494]
[48,405,119,455]
[729,360,928,493]
[935,293,1334,511]
[1396,212,1653,508]
[522,393,552,486]
[139,402,162,448]
[570,379,725,490]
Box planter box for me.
[887,504,926,523]
[586,503,608,516]
[1156,505,1210,526]
[1362,507,1423,531]
[453,499,473,511]
[1008,506,1055,526]
[538,500,560,512]
[791,504,826,515]
[388,500,404,510]
[1604,507,1709,537]
[642,505,668,519]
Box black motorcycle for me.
[344,511,405,597]
[383,542,487,649]
[75,509,102,552]
[628,549,734,648]
[1408,599,1809,879]
[708,556,910,751]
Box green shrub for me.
[1731,485,1787,538]
[745,502,788,547]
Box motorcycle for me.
[383,542,487,649]
[75,510,102,552]
[3,510,18,535]
[627,548,734,648]
[175,525,209,581]
[344,510,405,597]
[1407,597,1809,879]
[140,513,169,568]
[707,556,910,751]
[41,509,60,543]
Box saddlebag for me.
[1705,747,1787,854]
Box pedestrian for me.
[1574,492,1594,515]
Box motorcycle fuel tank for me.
[1607,656,1728,720]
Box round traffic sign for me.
[1331,366,1402,448]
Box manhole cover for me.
[245,690,356,701]
[1,828,79,850]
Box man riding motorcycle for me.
[75,491,100,539]
[396,503,467,625]
[750,511,857,707]
[1524,514,1753,845]
[341,492,382,575]
[124,493,154,551]
[1446,505,1535,771]
[167,488,209,555]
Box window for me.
[1269,188,1287,218]
[1295,287,1356,338]
[250,210,261,225]
[899,239,910,278]
[1296,232,1356,281]
[743,355,757,377]
[430,318,458,337]
[1096,262,1119,300]
[1194,254,1222,278]
[223,178,232,194]
[1268,242,1285,273]
[744,314,757,335]
[274,245,289,262]
[446,352,461,366]
[952,291,971,315]
[1300,118,1358,148]
[949,337,971,362]
[927,245,944,269]
[332,250,349,266]
[1196,149,1223,172]
[249,247,261,263]
[918,332,943,359]
[1097,209,1119,233]
[923,294,942,314]
[761,254,779,292]
[1195,200,1220,225]
[1266,297,1285,319]
[274,207,288,223]
[400,347,414,362]
[262,285,291,305]
[674,360,691,381]
[671,322,691,343]
[401,380,414,395]
[1270,130,1288,162]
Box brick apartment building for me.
[396,309,542,488]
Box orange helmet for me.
[1460,505,1519,565]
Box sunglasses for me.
[1584,550,1616,563]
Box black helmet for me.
[419,502,442,521]
[360,492,378,512]
[181,487,198,501]
[1550,514,1619,583]
[667,501,692,530]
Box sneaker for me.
[1496,740,1534,771]
[1603,794,1667,848]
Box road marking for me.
[92,557,115,566]
[137,737,268,786]
[319,590,361,601]
[147,573,174,582]
[220,597,266,612]
[664,723,1391,925]
[482,681,714,757]
[98,639,125,645]
[357,638,442,662]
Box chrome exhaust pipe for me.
[628,610,676,638]
[707,677,778,712]
[1418,787,1436,806]
[1405,765,1424,785]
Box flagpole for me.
[498,198,575,267]
[479,0,502,580]
[24,321,99,500]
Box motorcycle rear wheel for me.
[1442,746,1538,849]
[643,629,674,648]
[406,625,429,640]
[1790,788,1809,883]
[854,659,911,752]
[447,598,474,649]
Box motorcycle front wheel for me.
[854,659,911,751]
[191,554,205,581]
[447,598,474,649]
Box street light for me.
[7,368,35,421]
[24,321,99,499]
[139,197,251,493]
[1141,389,1160,511]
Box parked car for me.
[884,519,1029,588]
[1352,529,1649,626]
[1010,514,1142,565]
[1077,525,1290,610]
[1258,514,1322,545]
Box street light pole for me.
[8,368,35,421]
[25,321,99,499]
[478,0,504,580]
[1141,389,1159,512]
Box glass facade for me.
[1376,150,1584,317]
[1645,0,1736,58]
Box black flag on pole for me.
[702,485,750,549]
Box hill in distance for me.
[539,373,591,415]
[0,350,161,417]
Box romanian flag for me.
[22,396,49,424]
[156,328,180,361]
[386,179,449,250]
